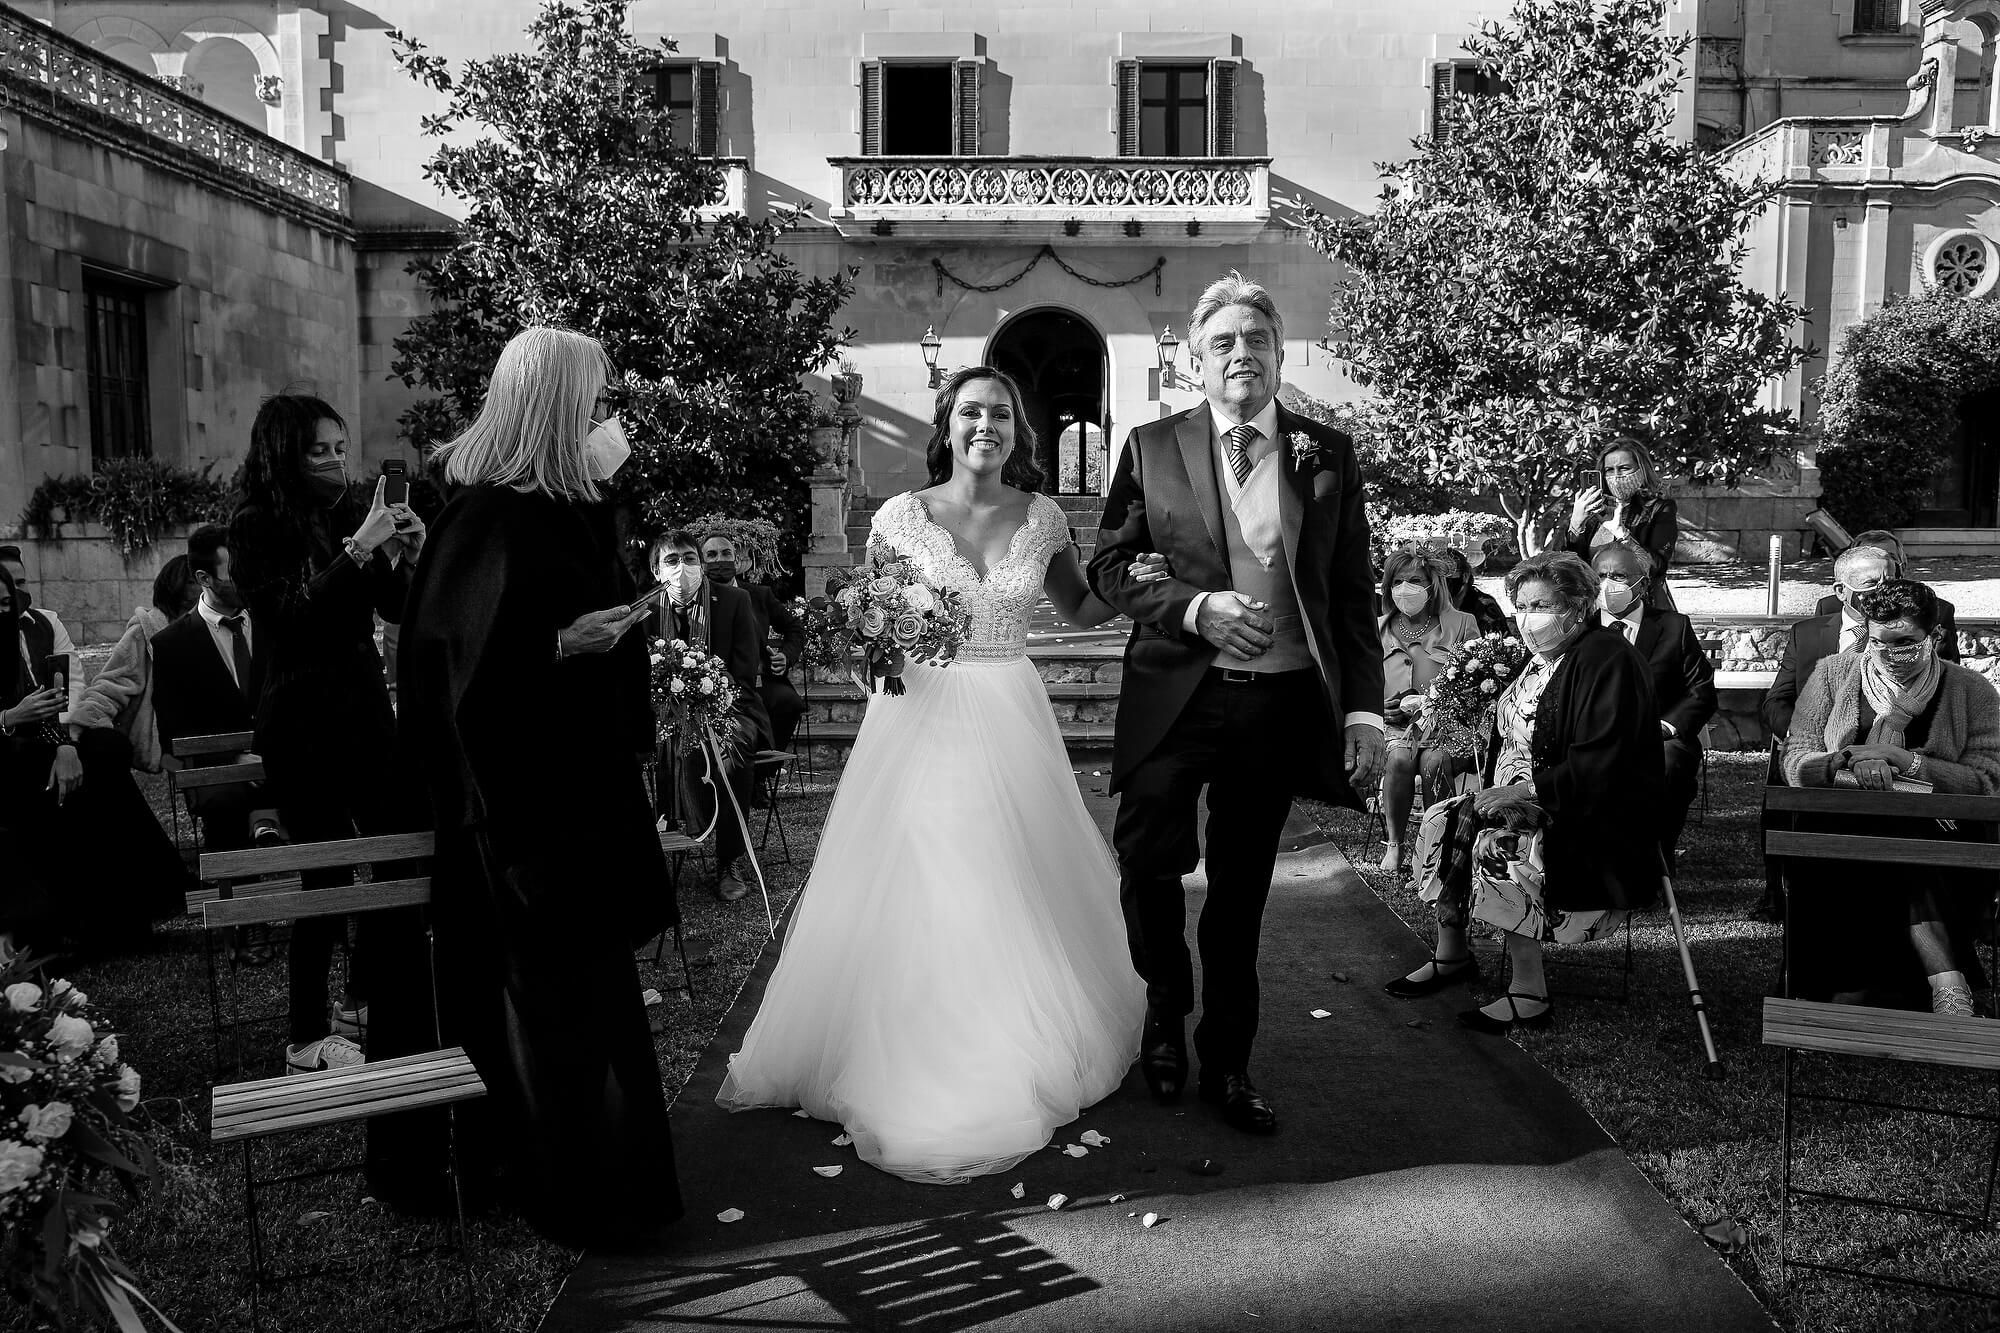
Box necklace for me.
[1392,615,1437,644]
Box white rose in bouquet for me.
[114,1066,142,1113]
[18,1103,72,1144]
[669,678,686,695]
[4,983,40,1013]
[903,583,937,614]
[0,1142,44,1195]
[45,1014,93,1061]
[93,1035,118,1066]
[698,678,715,695]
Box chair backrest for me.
[1763,786,2000,872]
[198,832,436,930]
[172,730,256,761]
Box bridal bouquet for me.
[649,637,741,738]
[0,954,176,1332]
[818,557,971,696]
[1419,632,1532,759]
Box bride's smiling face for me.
[949,379,1016,479]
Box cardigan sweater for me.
[1783,652,2000,794]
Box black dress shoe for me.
[1383,954,1480,999]
[1457,992,1555,1035]
[1141,1039,1188,1103]
[1198,1072,1277,1134]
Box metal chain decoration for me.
[933,245,1164,299]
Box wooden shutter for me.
[1117,60,1141,156]
[952,60,981,155]
[1208,58,1237,156]
[860,60,884,156]
[694,63,720,156]
[1431,63,1456,143]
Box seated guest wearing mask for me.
[700,527,806,756]
[1382,552,1664,1031]
[0,546,84,725]
[1810,529,1961,659]
[0,564,191,957]
[68,555,199,776]
[152,525,273,853]
[652,530,773,904]
[1375,548,1482,871]
[1590,540,1716,872]
[1443,547,1511,638]
[1782,579,2000,1016]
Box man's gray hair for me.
[1834,544,1893,584]
[1188,271,1284,348]
[1505,550,1599,611]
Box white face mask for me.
[1390,583,1430,617]
[584,416,630,480]
[658,561,702,605]
[1599,578,1641,617]
[1518,609,1574,655]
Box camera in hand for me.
[381,458,410,507]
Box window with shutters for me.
[857,60,981,156]
[652,62,720,155]
[1852,0,1903,33]
[1116,59,1239,157]
[1430,63,1504,142]
[82,272,152,463]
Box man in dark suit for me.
[1807,529,1960,664]
[1090,273,1384,1136]
[652,530,772,903]
[151,525,272,852]
[1590,542,1715,871]
[701,530,806,754]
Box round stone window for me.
[1924,230,2000,299]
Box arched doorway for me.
[987,308,1107,495]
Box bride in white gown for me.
[716,366,1156,1184]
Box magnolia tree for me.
[1311,0,1808,555]
[389,0,853,538]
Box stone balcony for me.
[828,156,1271,242]
[703,157,748,218]
[0,5,348,222]
[1724,114,2000,184]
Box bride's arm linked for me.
[1045,536,1167,628]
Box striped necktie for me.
[1225,423,1258,487]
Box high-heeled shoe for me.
[1457,992,1554,1035]
[1383,954,1479,999]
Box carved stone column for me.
[803,370,864,598]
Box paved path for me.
[543,787,1773,1333]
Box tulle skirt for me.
[716,655,1146,1184]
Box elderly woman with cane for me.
[398,326,681,1244]
[1381,551,1666,1033]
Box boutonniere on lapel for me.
[1287,430,1322,474]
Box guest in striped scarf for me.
[1782,579,2000,1016]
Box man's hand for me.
[1195,592,1273,661]
[766,648,789,676]
[1344,724,1384,790]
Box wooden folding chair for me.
[753,749,794,865]
[1762,785,2000,1300]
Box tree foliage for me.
[1310,0,1808,553]
[1813,288,2000,532]
[388,0,853,542]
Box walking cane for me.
[1660,865,1725,1081]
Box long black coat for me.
[1493,624,1667,912]
[397,483,679,1241]
[1090,403,1384,807]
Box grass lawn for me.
[1309,750,2000,1333]
[8,753,1998,1331]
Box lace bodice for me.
[869,491,1071,659]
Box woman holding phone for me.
[0,564,188,957]
[1564,437,1679,612]
[398,327,681,1245]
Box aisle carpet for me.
[542,790,1773,1333]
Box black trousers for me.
[761,675,806,752]
[260,684,430,1046]
[1112,669,1318,1078]
[1660,736,1702,873]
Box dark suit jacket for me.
[151,612,260,757]
[654,580,773,749]
[1812,592,1960,662]
[739,582,804,679]
[1630,608,1717,746]
[1090,402,1383,806]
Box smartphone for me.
[42,653,69,699]
[633,581,680,610]
[381,458,410,507]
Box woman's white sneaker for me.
[285,1034,366,1075]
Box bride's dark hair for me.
[924,366,1047,492]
